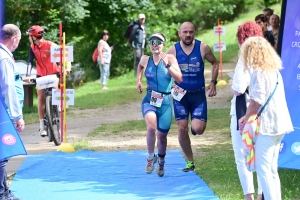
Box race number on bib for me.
[171,85,186,101]
[150,91,163,107]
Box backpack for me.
[92,47,98,62]
[124,20,138,43]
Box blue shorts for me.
[141,92,172,133]
[173,87,207,122]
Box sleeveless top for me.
[144,56,172,93]
[98,39,112,63]
[30,40,59,76]
[174,39,205,90]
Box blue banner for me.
[0,0,5,28]
[0,98,27,161]
[278,0,300,169]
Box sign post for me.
[213,20,227,86]
[55,22,75,152]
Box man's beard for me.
[182,37,193,46]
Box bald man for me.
[167,22,218,172]
[0,24,24,200]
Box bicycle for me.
[31,76,61,146]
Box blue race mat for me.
[10,150,219,200]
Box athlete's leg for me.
[177,119,193,161]
[144,112,157,154]
[191,119,206,135]
[190,90,207,135]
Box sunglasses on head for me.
[148,40,164,46]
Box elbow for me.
[176,75,183,84]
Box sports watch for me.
[165,63,171,68]
[211,80,217,85]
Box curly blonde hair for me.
[240,36,282,72]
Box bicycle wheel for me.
[44,117,53,142]
[46,96,61,145]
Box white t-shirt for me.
[98,39,112,63]
[141,25,146,48]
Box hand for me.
[16,119,25,132]
[238,116,246,135]
[159,52,168,66]
[101,61,104,67]
[206,82,217,97]
[228,79,233,85]
[111,46,114,51]
[23,76,31,83]
[137,82,143,93]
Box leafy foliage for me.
[5,0,282,80]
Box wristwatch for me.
[165,63,171,68]
[211,80,217,85]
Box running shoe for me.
[145,154,157,174]
[39,128,47,137]
[156,160,165,177]
[182,161,195,172]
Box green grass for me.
[198,4,282,63]
[71,72,144,109]
[87,107,300,200]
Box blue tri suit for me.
[141,56,173,133]
[173,39,207,122]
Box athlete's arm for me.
[24,47,35,83]
[162,53,182,84]
[166,46,176,57]
[136,55,149,93]
[202,42,219,97]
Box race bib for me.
[150,91,163,107]
[171,85,186,101]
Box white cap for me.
[148,33,165,42]
[138,14,146,19]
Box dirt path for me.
[7,63,236,176]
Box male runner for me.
[167,22,219,172]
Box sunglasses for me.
[148,40,164,46]
[103,33,109,36]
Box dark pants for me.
[133,48,144,77]
[0,159,8,196]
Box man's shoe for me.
[5,190,22,200]
[145,154,157,174]
[156,160,165,177]
[182,161,195,172]
[39,129,47,137]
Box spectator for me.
[0,23,25,200]
[262,8,274,31]
[166,22,219,172]
[97,30,113,90]
[136,32,182,177]
[255,14,275,47]
[231,21,264,200]
[129,13,146,77]
[238,36,293,200]
[270,14,280,50]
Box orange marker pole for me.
[59,22,63,142]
